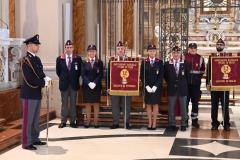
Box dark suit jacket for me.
[164,59,188,96]
[20,52,46,99]
[140,58,164,92]
[56,53,82,91]
[82,59,103,90]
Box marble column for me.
[86,0,98,50]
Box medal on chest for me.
[75,62,78,70]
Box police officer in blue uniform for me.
[140,44,163,130]
[82,44,103,128]
[21,34,51,150]
[56,40,82,128]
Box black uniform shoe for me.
[126,123,131,129]
[23,145,37,150]
[58,123,66,128]
[224,126,230,131]
[110,124,119,129]
[33,141,47,145]
[192,121,200,128]
[211,125,219,130]
[151,127,156,130]
[70,123,78,128]
[180,126,186,131]
[84,125,89,128]
[147,127,152,130]
[94,125,99,128]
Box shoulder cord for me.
[21,57,40,89]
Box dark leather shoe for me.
[180,126,186,131]
[110,124,119,129]
[192,121,200,128]
[33,141,47,145]
[84,124,89,128]
[224,125,230,131]
[211,125,219,130]
[126,123,131,129]
[94,125,99,128]
[70,123,78,128]
[147,127,152,130]
[58,123,66,128]
[23,145,37,150]
[151,127,156,130]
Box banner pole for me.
[46,86,50,145]
[124,95,127,129]
[222,91,226,127]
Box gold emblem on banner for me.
[221,64,231,80]
[120,69,129,84]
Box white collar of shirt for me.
[150,57,155,62]
[28,51,36,57]
[90,57,95,61]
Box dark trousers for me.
[111,96,131,125]
[187,84,201,121]
[60,86,77,123]
[211,91,230,127]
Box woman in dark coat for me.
[140,44,164,130]
[82,44,103,128]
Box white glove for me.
[88,82,96,89]
[45,76,52,82]
[146,85,153,93]
[44,76,52,87]
[152,86,157,93]
[44,79,49,87]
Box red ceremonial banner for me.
[110,61,140,96]
[211,56,240,91]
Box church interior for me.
[1,0,240,159]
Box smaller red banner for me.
[211,56,240,91]
[110,61,140,96]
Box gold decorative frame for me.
[200,0,230,14]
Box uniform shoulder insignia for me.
[145,58,150,62]
[155,58,160,62]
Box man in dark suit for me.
[21,34,51,150]
[56,40,82,128]
[206,39,231,131]
[164,46,188,131]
